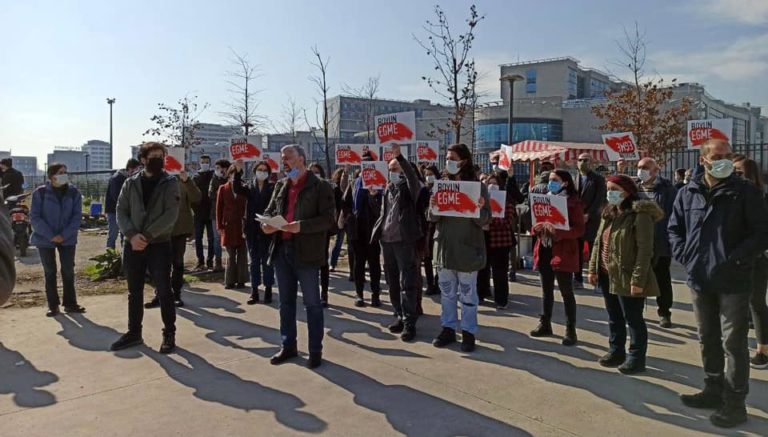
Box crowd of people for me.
[15,137,768,429]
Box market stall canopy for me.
[504,140,609,162]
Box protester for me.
[574,153,606,288]
[309,162,333,307]
[263,145,335,369]
[346,168,361,283]
[217,166,248,290]
[0,197,14,306]
[588,174,663,374]
[477,173,516,309]
[615,159,627,175]
[145,168,200,309]
[112,142,181,354]
[636,157,677,328]
[674,168,687,190]
[207,159,231,272]
[429,143,491,352]
[530,170,585,346]
[669,139,768,428]
[732,156,768,369]
[684,168,693,184]
[0,158,24,199]
[421,164,440,296]
[192,155,220,271]
[233,159,275,305]
[329,168,348,273]
[342,154,383,307]
[373,143,424,342]
[105,159,140,250]
[488,152,525,282]
[30,163,84,317]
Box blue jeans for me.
[274,241,324,353]
[438,269,479,334]
[330,230,345,268]
[194,217,221,263]
[247,236,274,289]
[106,213,122,249]
[38,245,77,309]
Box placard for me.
[380,144,411,162]
[229,136,262,162]
[529,193,570,230]
[375,111,416,145]
[602,132,639,161]
[497,144,514,171]
[416,140,439,164]
[361,161,389,190]
[687,119,733,149]
[335,144,377,165]
[164,148,185,175]
[264,152,281,172]
[430,180,482,218]
[489,189,506,218]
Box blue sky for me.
[1,0,766,168]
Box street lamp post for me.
[500,74,525,146]
[84,153,90,197]
[106,98,116,170]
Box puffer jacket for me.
[116,170,181,244]
[589,199,664,297]
[30,183,82,248]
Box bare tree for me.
[414,4,484,146]
[342,75,381,143]
[144,95,208,149]
[221,49,265,135]
[270,96,304,142]
[309,46,332,171]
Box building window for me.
[567,69,578,99]
[526,69,537,94]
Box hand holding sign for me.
[602,132,639,161]
[529,193,570,230]
[230,136,262,162]
[164,148,185,175]
[430,181,482,218]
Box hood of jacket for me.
[632,199,664,222]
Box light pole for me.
[106,98,116,170]
[500,74,525,146]
[84,153,90,197]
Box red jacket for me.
[533,195,585,273]
[216,182,247,248]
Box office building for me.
[80,140,112,171]
[47,148,87,173]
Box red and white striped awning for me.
[505,141,609,162]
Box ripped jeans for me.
[438,269,479,334]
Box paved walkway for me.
[1,268,767,436]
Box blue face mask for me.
[286,167,300,179]
[547,181,562,194]
[606,190,625,205]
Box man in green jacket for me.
[112,142,181,354]
[145,167,201,309]
[262,144,335,369]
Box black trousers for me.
[352,239,381,297]
[574,238,593,283]
[599,272,647,363]
[653,256,674,317]
[170,234,188,298]
[538,247,576,326]
[381,241,420,327]
[124,241,176,334]
[478,246,511,306]
[691,290,751,397]
[750,255,768,346]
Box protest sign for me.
[375,111,416,145]
[336,144,364,165]
[529,193,570,230]
[497,144,514,171]
[380,144,411,162]
[602,132,639,161]
[361,161,389,190]
[164,148,185,175]
[489,190,506,218]
[430,180,482,219]
[416,140,439,164]
[687,119,733,149]
[264,152,281,172]
[229,136,262,162]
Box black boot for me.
[371,292,382,308]
[159,330,176,354]
[247,289,260,305]
[530,317,553,337]
[681,378,724,409]
[263,286,272,304]
[110,331,143,351]
[598,351,626,368]
[461,330,476,352]
[562,325,578,346]
[307,352,323,369]
[270,347,298,365]
[432,327,457,348]
[710,392,747,428]
[144,297,160,309]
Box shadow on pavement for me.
[0,343,58,408]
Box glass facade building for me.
[475,118,563,151]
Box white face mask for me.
[389,171,403,182]
[637,169,652,183]
[254,171,268,182]
[445,160,460,175]
[425,175,436,184]
[53,174,69,187]
[488,184,499,191]
[199,163,210,171]
[215,169,224,178]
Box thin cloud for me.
[699,0,768,25]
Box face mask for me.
[53,174,69,187]
[488,184,499,191]
[425,175,436,185]
[389,171,403,182]
[706,159,734,179]
[146,157,164,174]
[445,160,460,175]
[199,163,210,172]
[312,171,322,178]
[607,190,625,205]
[286,167,300,179]
[254,171,268,181]
[214,169,224,178]
[547,181,562,194]
[637,169,652,183]
[578,161,591,173]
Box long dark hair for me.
[741,158,765,192]
[309,162,326,179]
[553,170,577,197]
[446,143,476,181]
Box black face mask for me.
[146,157,164,174]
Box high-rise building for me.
[47,148,87,172]
[80,140,111,171]
[194,123,243,148]
[10,156,38,177]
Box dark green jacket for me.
[588,199,664,297]
[173,177,202,237]
[428,183,491,272]
[116,170,181,244]
[264,172,336,268]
